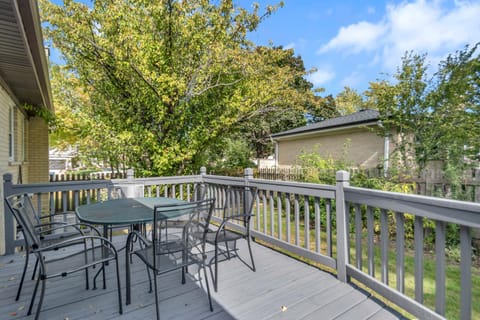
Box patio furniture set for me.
[5,185,257,320]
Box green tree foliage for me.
[42,0,316,175]
[335,86,365,115]
[49,65,130,173]
[306,94,338,123]
[232,46,320,159]
[366,45,480,175]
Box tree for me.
[335,86,364,115]
[366,45,480,175]
[366,52,429,169]
[49,65,131,173]
[42,0,316,176]
[237,46,323,159]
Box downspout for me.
[272,138,278,168]
[378,120,389,177]
[384,134,390,177]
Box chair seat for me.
[42,243,116,278]
[206,229,244,243]
[132,239,204,274]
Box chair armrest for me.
[213,213,254,240]
[38,212,68,220]
[125,230,151,250]
[35,235,118,255]
[35,222,102,237]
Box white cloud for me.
[318,0,480,70]
[341,71,364,88]
[318,21,386,54]
[308,68,335,86]
[284,42,295,50]
[383,0,480,68]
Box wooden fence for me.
[256,167,480,202]
[49,172,125,182]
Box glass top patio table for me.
[75,197,189,226]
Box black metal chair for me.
[7,193,101,301]
[5,194,123,320]
[161,183,207,237]
[125,198,215,320]
[206,185,257,291]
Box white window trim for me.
[9,105,14,162]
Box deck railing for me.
[3,168,480,319]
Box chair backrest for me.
[152,198,215,246]
[190,183,206,202]
[5,194,42,249]
[223,186,257,227]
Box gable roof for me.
[271,109,379,139]
[0,0,53,111]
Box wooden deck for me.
[0,236,405,320]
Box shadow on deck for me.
[0,236,405,320]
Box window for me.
[9,106,14,161]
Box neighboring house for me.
[49,146,78,174]
[0,0,53,254]
[271,109,394,170]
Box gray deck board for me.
[0,236,405,320]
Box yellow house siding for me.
[277,126,385,168]
[0,85,18,255]
[0,87,49,254]
[27,116,49,183]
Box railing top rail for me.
[112,174,202,186]
[4,178,113,197]
[345,185,480,228]
[250,178,336,198]
[203,175,244,185]
[203,174,336,198]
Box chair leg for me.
[31,257,39,280]
[125,254,132,304]
[33,277,46,320]
[203,260,214,311]
[27,274,40,316]
[125,234,133,305]
[16,248,29,301]
[102,261,107,289]
[214,244,219,292]
[246,236,256,272]
[153,272,160,320]
[114,258,123,314]
[146,265,153,293]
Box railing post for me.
[199,166,207,199]
[120,169,144,198]
[244,168,254,212]
[336,170,350,282]
[127,168,134,181]
[3,173,15,254]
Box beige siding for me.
[277,126,385,168]
[0,82,49,254]
[26,116,49,183]
[0,85,17,255]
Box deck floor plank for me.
[0,236,405,320]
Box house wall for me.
[276,126,387,168]
[0,83,50,254]
[0,85,18,255]
[27,117,49,183]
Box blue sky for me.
[237,0,480,96]
[48,0,480,97]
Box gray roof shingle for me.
[271,109,379,138]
